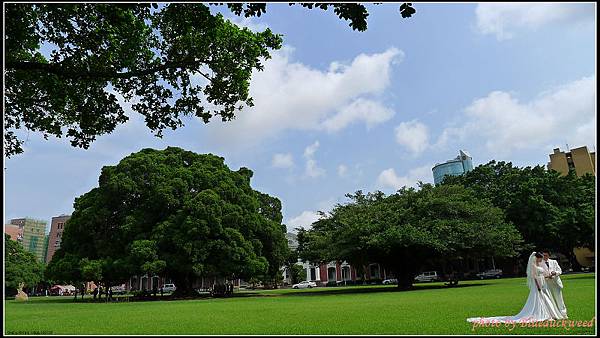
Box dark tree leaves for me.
[4,3,415,157]
[297,185,522,289]
[47,147,288,294]
[442,161,596,269]
[4,3,282,157]
[5,234,45,291]
[400,3,417,18]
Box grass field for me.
[4,273,596,335]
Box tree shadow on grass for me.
[8,283,494,304]
[235,282,491,298]
[6,295,176,304]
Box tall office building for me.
[432,150,474,185]
[547,146,596,177]
[46,214,71,263]
[12,218,48,263]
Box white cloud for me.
[286,211,322,230]
[337,164,348,177]
[394,120,430,155]
[304,140,320,158]
[303,141,325,178]
[305,159,325,178]
[271,153,294,168]
[376,165,433,190]
[475,3,595,40]
[206,47,403,149]
[448,76,596,156]
[321,98,395,132]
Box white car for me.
[476,269,503,279]
[110,285,128,295]
[414,271,441,282]
[382,278,398,285]
[162,284,176,293]
[292,281,317,289]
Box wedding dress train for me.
[467,252,566,324]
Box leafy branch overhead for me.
[4,3,415,157]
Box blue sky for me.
[4,3,596,232]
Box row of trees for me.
[9,158,593,294]
[297,184,524,289]
[297,162,595,289]
[442,161,595,269]
[46,147,289,295]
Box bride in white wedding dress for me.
[467,252,566,324]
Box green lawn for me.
[4,273,596,335]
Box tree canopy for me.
[5,234,45,292]
[4,3,415,157]
[442,161,596,269]
[297,184,523,289]
[46,147,288,294]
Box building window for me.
[342,266,351,281]
[328,267,336,281]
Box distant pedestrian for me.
[93,287,98,300]
[160,286,164,297]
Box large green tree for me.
[5,234,45,294]
[4,3,415,157]
[442,161,596,269]
[298,185,523,289]
[47,147,288,295]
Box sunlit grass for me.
[4,273,595,335]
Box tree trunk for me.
[396,272,414,290]
[173,274,193,296]
[565,249,582,272]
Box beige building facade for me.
[547,146,596,176]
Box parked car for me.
[476,269,503,279]
[162,283,176,293]
[292,281,317,289]
[50,284,76,296]
[110,285,128,295]
[194,288,211,296]
[382,278,398,285]
[414,271,441,282]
